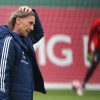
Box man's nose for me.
[30,25,34,31]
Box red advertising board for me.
[0,7,100,88]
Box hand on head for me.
[18,6,32,12]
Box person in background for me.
[73,18,100,96]
[0,6,46,100]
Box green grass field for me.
[33,90,100,100]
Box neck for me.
[13,28,20,36]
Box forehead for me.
[22,15,35,21]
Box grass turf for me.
[33,90,100,100]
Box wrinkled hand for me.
[18,6,32,12]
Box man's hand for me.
[18,6,32,12]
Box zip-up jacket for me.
[0,9,46,100]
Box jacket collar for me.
[1,25,29,52]
[11,32,29,52]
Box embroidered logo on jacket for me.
[21,51,29,64]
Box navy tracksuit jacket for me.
[0,9,46,100]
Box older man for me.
[0,6,46,100]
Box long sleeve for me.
[88,26,95,53]
[88,19,100,53]
[0,36,16,100]
[28,9,44,44]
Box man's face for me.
[18,15,35,37]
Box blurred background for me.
[0,0,100,100]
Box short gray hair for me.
[8,10,35,30]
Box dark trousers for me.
[83,49,100,88]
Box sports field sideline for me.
[33,90,100,100]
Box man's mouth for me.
[26,30,30,33]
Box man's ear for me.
[16,17,21,25]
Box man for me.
[0,6,46,100]
[73,19,100,96]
